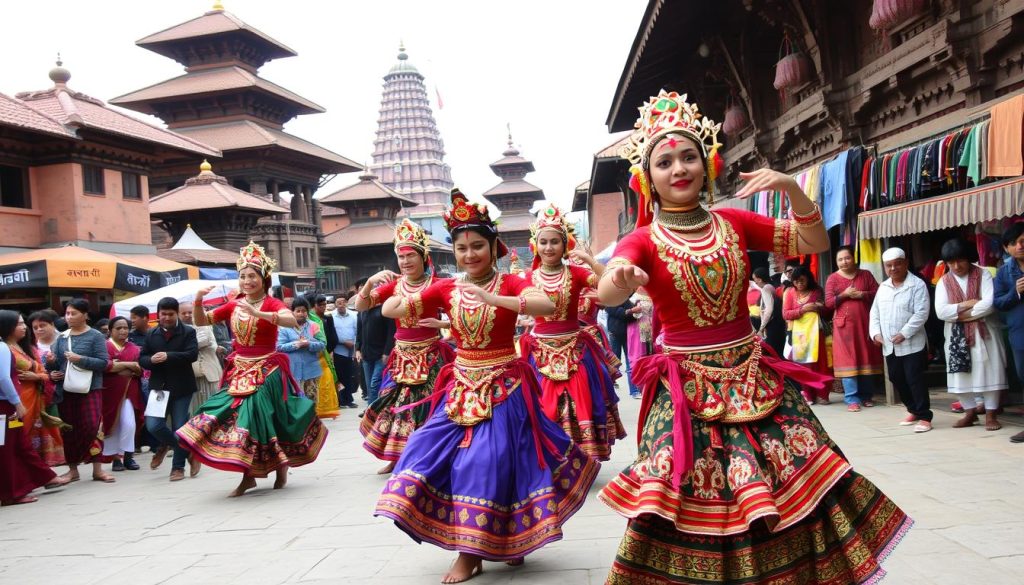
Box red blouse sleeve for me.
[408,278,450,319]
[569,265,595,290]
[209,300,236,324]
[718,209,799,259]
[370,279,399,306]
[263,297,286,313]
[503,273,539,296]
[607,228,653,273]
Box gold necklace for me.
[657,206,712,232]
[466,270,496,286]
[540,263,564,274]
[244,295,266,306]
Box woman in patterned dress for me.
[179,242,328,497]
[357,219,455,475]
[597,90,911,584]
[518,203,625,460]
[375,189,599,584]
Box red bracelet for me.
[518,295,528,314]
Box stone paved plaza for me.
[2,386,1023,585]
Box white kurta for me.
[934,268,1008,393]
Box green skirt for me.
[177,368,327,478]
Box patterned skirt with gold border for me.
[374,357,600,561]
[600,341,911,584]
[177,367,327,478]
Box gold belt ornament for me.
[667,341,782,423]
[391,337,440,385]
[531,332,581,381]
[227,354,276,397]
[445,365,505,426]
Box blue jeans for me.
[362,358,385,403]
[841,375,879,405]
[609,332,638,396]
[145,392,192,470]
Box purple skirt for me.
[374,364,600,561]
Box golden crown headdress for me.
[393,218,430,254]
[529,202,571,241]
[621,90,722,168]
[443,188,508,259]
[237,241,276,276]
[621,90,725,228]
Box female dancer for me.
[519,203,625,460]
[597,91,911,584]
[101,317,143,471]
[179,242,328,497]
[375,189,599,584]
[356,219,455,474]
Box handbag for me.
[62,333,94,394]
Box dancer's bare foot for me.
[377,462,396,475]
[505,557,524,566]
[228,476,257,497]
[273,467,288,489]
[441,553,482,584]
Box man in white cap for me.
[869,247,933,432]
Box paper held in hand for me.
[145,390,170,419]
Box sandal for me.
[1,494,39,506]
[92,473,116,483]
[862,400,875,408]
[44,476,72,489]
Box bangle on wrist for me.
[517,295,528,314]
[791,204,823,226]
[357,290,369,300]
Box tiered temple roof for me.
[369,44,453,219]
[482,133,544,241]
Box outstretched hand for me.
[734,168,798,200]
[609,265,649,290]
[456,282,495,306]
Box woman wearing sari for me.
[1,311,69,506]
[304,302,342,420]
[101,317,143,471]
[9,311,65,466]
[783,266,833,404]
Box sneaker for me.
[847,403,861,412]
[169,468,185,482]
[950,401,964,413]
[913,420,933,433]
[123,454,140,471]
[899,414,919,426]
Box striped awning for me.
[857,177,1024,240]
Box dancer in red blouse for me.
[597,91,911,584]
[179,242,328,497]
[375,189,599,584]
[519,203,625,460]
[356,219,455,474]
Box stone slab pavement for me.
[2,383,1023,585]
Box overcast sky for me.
[1,0,644,213]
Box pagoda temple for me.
[481,133,544,253]
[110,2,360,275]
[369,44,453,239]
[318,169,454,290]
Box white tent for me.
[171,225,219,250]
[110,279,238,319]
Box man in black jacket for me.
[356,303,396,410]
[605,300,639,398]
[139,297,199,481]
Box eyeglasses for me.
[784,268,794,274]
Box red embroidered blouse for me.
[608,209,798,347]
[210,296,287,353]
